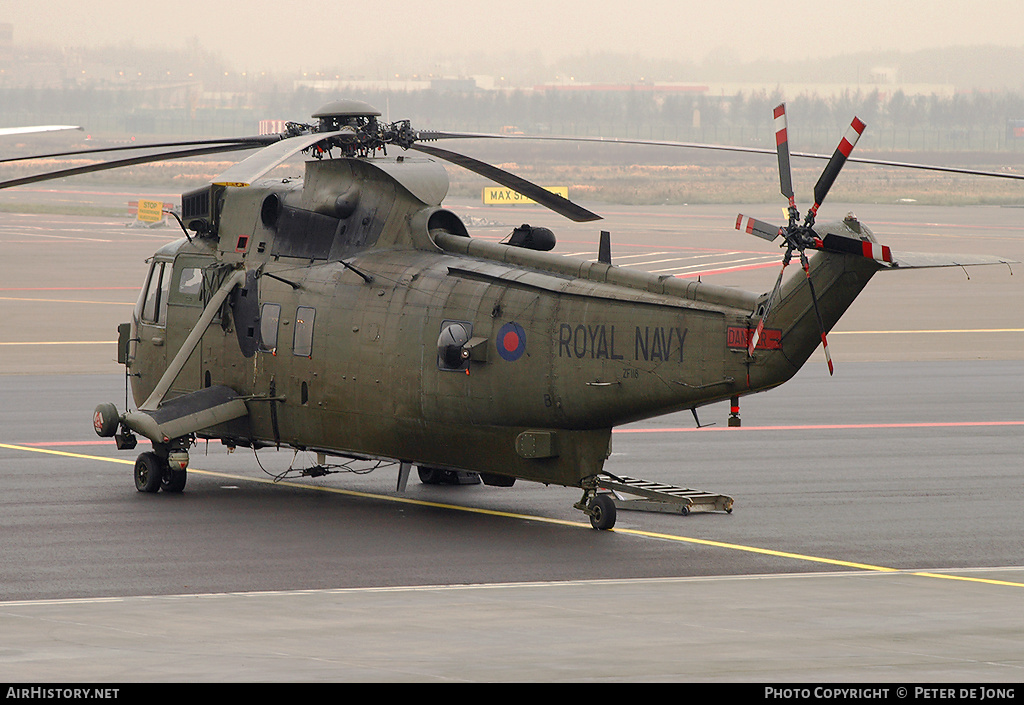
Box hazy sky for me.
[7,0,1024,73]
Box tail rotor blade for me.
[818,233,893,263]
[799,252,834,376]
[736,214,782,242]
[749,257,789,356]
[808,116,866,222]
[774,104,795,209]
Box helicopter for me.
[2,99,1014,530]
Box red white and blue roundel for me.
[497,321,526,362]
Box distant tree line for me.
[4,85,1024,152]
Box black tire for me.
[93,403,119,437]
[417,466,443,484]
[134,452,165,493]
[161,469,187,493]
[589,494,617,530]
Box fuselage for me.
[125,155,879,487]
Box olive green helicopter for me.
[2,99,1014,529]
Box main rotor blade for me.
[0,135,280,166]
[774,104,795,207]
[808,116,866,221]
[418,131,1024,183]
[410,142,602,222]
[419,130,789,160]
[0,125,82,137]
[0,143,262,191]
[210,131,345,187]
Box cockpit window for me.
[140,262,170,326]
[178,267,203,296]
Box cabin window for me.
[293,306,316,357]
[259,303,281,353]
[140,262,170,326]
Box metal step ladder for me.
[597,474,734,516]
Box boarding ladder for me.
[597,473,734,516]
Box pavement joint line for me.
[4,568,1024,609]
[3,441,1023,590]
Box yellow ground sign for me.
[136,199,166,223]
[482,186,568,205]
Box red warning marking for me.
[728,326,782,350]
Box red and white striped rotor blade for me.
[749,259,788,356]
[774,104,795,208]
[809,116,866,219]
[817,233,893,263]
[735,213,782,242]
[799,255,834,376]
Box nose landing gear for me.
[575,479,618,530]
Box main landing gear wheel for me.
[134,451,166,493]
[161,469,187,493]
[588,494,617,531]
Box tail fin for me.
[744,213,1013,389]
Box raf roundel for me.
[497,321,526,362]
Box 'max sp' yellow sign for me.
[482,186,568,205]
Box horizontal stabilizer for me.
[814,231,1013,269]
[883,251,1016,269]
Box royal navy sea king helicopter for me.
[2,99,1014,530]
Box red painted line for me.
[0,287,137,292]
[615,421,1024,433]
[675,261,779,278]
[15,440,111,446]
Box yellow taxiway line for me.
[2,441,1022,589]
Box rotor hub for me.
[311,99,382,133]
